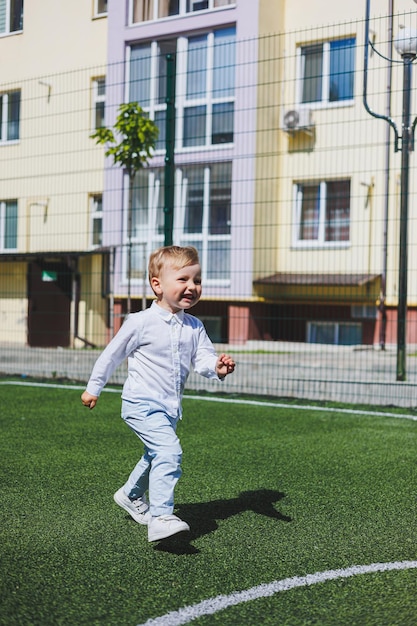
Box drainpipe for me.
[109,246,115,339]
[379,1,394,350]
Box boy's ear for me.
[150,276,162,296]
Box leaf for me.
[91,102,159,174]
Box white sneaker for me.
[148,514,190,542]
[113,487,151,525]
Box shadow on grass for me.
[154,488,291,555]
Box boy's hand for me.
[81,391,98,410]
[216,353,235,379]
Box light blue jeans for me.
[121,400,182,517]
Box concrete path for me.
[1,342,416,408]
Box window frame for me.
[122,168,166,282]
[180,29,235,149]
[129,0,234,24]
[124,163,232,286]
[0,90,20,144]
[307,321,362,346]
[296,37,355,108]
[175,162,231,283]
[91,77,106,130]
[0,0,23,35]
[90,194,103,249]
[293,179,351,248]
[93,0,108,17]
[127,27,235,152]
[0,199,18,252]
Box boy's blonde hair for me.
[148,246,200,284]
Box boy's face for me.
[151,262,202,313]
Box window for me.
[177,162,232,281]
[308,322,362,345]
[198,316,223,342]
[299,37,355,104]
[128,168,165,279]
[351,305,377,320]
[128,162,232,283]
[131,167,165,237]
[0,91,20,142]
[129,27,235,149]
[90,195,103,248]
[183,28,235,147]
[92,78,105,129]
[129,44,152,106]
[131,0,233,23]
[94,0,108,16]
[0,0,23,34]
[295,180,350,245]
[0,200,18,251]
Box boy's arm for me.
[81,314,139,407]
[192,323,235,380]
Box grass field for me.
[0,380,416,626]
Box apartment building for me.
[264,0,417,346]
[102,0,278,343]
[0,0,108,347]
[102,0,417,347]
[1,0,416,349]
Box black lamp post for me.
[393,26,417,380]
[363,1,417,381]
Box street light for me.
[363,1,417,381]
[393,25,417,380]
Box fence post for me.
[164,53,176,247]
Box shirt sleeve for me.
[85,314,141,397]
[192,323,221,380]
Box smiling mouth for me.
[182,294,196,303]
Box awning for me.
[0,248,110,262]
[253,272,381,304]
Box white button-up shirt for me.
[86,301,220,417]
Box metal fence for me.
[1,10,417,407]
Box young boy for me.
[81,245,235,542]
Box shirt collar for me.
[151,301,184,324]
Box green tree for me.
[91,102,159,313]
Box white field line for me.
[138,560,417,626]
[1,380,417,421]
[185,394,417,421]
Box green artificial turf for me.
[0,382,416,625]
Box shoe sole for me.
[148,524,190,542]
[113,491,151,526]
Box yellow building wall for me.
[77,255,108,348]
[0,263,28,343]
[254,0,417,306]
[0,0,107,255]
[0,1,108,345]
[253,1,286,278]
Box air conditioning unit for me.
[281,108,314,132]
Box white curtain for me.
[133,0,154,22]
